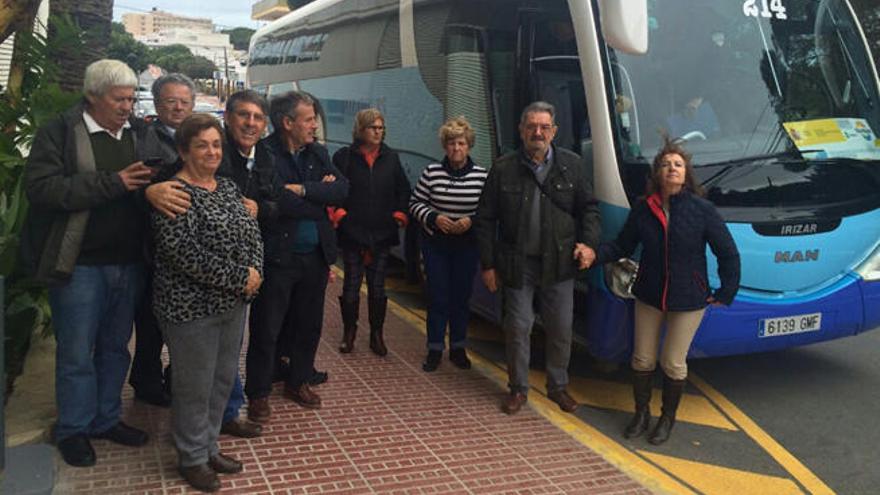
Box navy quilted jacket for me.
[597,191,740,311]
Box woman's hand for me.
[244,267,262,296]
[435,214,456,234]
[706,296,723,307]
[454,216,472,233]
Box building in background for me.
[122,8,212,37]
[251,0,290,21]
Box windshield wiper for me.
[701,149,822,186]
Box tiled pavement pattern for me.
[55,287,650,494]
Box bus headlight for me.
[855,245,880,281]
[605,258,638,299]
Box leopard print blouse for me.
[152,177,263,323]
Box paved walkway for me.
[54,286,649,494]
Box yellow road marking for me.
[688,374,835,495]
[338,265,831,495]
[528,374,737,431]
[383,277,423,294]
[382,295,694,495]
[640,451,804,495]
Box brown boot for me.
[368,296,388,356]
[209,452,243,474]
[339,296,358,353]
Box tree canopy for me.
[221,27,255,51]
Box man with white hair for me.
[22,59,154,467]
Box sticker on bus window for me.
[783,118,880,160]
[743,0,788,20]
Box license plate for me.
[759,313,822,338]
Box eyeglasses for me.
[159,98,193,107]
[523,123,556,133]
[367,125,385,131]
[234,110,266,122]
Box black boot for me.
[624,370,654,439]
[368,296,388,356]
[648,374,686,445]
[339,296,359,353]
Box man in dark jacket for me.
[245,91,349,422]
[143,89,275,439]
[21,59,154,467]
[476,101,600,415]
[128,73,196,408]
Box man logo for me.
[775,250,819,263]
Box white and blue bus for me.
[248,0,880,361]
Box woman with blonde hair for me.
[410,116,488,371]
[332,108,411,355]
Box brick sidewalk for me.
[55,287,649,494]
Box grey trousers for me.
[501,258,574,394]
[162,302,246,467]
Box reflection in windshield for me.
[608,0,880,169]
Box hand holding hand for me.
[453,216,472,234]
[435,214,456,234]
[145,180,192,219]
[118,162,154,191]
[573,243,596,270]
[706,296,724,307]
[321,174,336,182]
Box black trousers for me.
[245,251,328,399]
[129,268,165,395]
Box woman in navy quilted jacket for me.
[597,139,740,445]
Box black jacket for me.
[260,133,349,267]
[21,101,150,286]
[475,146,601,289]
[597,191,740,311]
[332,142,410,250]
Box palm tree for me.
[49,0,114,92]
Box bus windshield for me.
[609,0,880,168]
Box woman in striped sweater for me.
[410,117,489,372]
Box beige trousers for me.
[632,300,706,380]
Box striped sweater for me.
[409,157,488,238]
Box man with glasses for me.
[129,73,196,409]
[476,101,600,415]
[245,91,348,422]
[141,88,275,438]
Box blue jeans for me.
[222,371,244,424]
[421,237,479,351]
[49,263,144,440]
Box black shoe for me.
[91,422,149,447]
[134,390,171,408]
[449,348,471,370]
[308,369,328,386]
[57,434,96,467]
[422,350,442,372]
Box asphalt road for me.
[690,328,880,494]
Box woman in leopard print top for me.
[151,114,263,492]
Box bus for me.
[248,0,880,361]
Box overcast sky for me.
[113,1,265,30]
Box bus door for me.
[517,6,591,162]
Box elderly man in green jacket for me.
[21,59,154,467]
[476,101,600,415]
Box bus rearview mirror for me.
[598,0,648,55]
